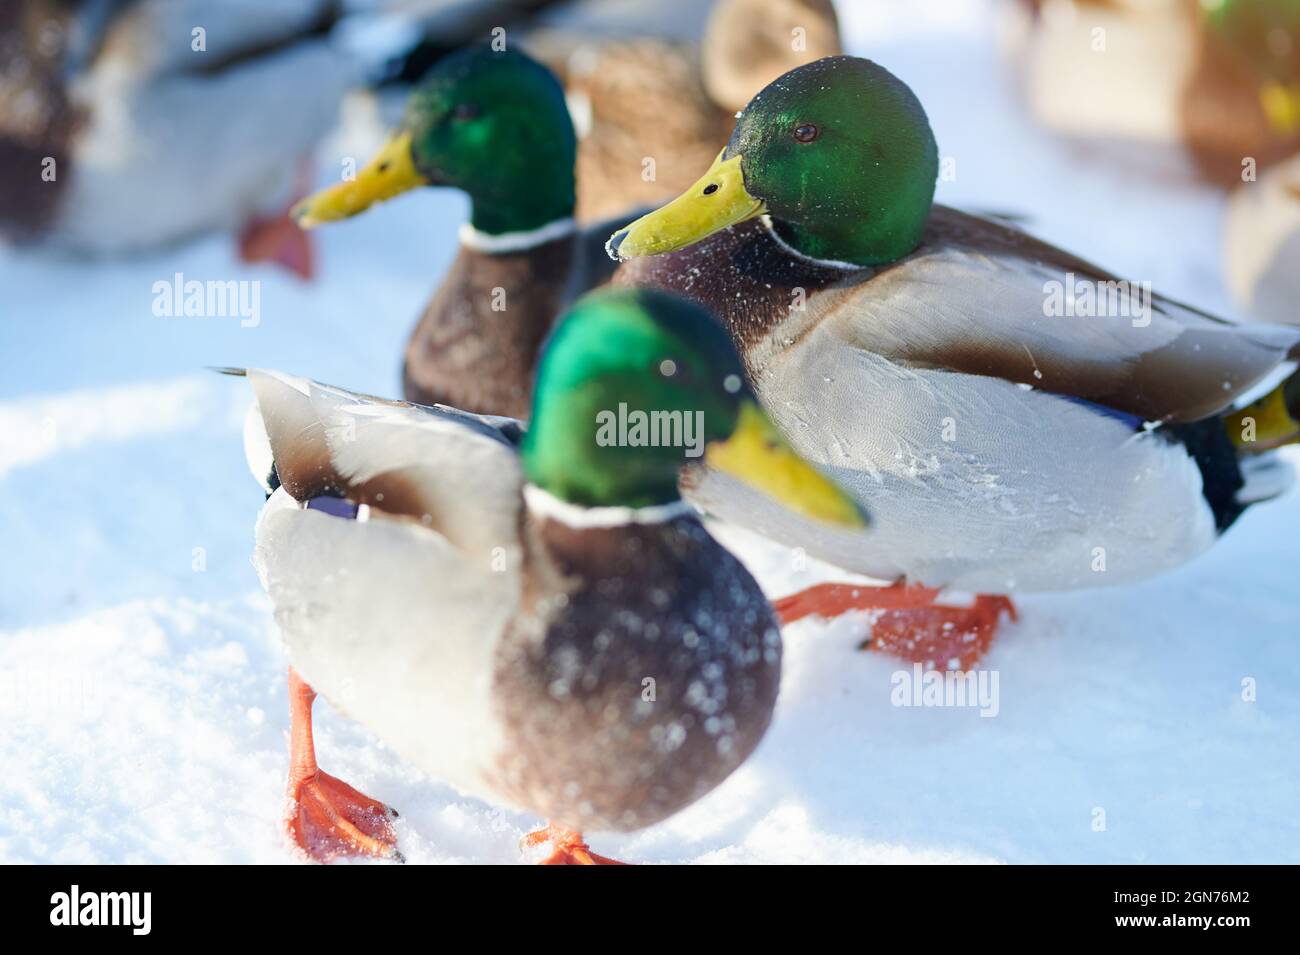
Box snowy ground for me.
[2,0,1298,864]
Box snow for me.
[2,0,1298,864]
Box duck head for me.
[293,44,576,236]
[609,55,938,268]
[523,288,866,527]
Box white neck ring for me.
[523,484,695,528]
[459,217,577,253]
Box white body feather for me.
[688,236,1298,593]
[694,348,1216,593]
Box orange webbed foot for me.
[288,769,403,864]
[775,581,1016,671]
[867,594,1016,671]
[774,580,941,622]
[522,824,628,865]
[284,667,400,863]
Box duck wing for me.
[837,205,1300,423]
[245,368,523,788]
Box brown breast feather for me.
[487,512,780,832]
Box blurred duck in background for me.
[1216,0,1300,327]
[1004,0,1300,325]
[1225,149,1300,326]
[0,0,353,278]
[526,0,842,221]
[0,0,835,297]
[1005,0,1300,184]
[0,0,558,278]
[292,44,630,418]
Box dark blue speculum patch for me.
[1058,394,1144,432]
[306,495,359,520]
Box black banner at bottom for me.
[0,865,1280,940]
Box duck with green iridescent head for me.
[609,55,1300,669]
[292,44,633,419]
[239,288,864,865]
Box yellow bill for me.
[608,150,766,259]
[292,131,427,229]
[707,401,867,528]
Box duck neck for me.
[467,169,575,238]
[767,213,917,269]
[523,484,693,528]
[519,485,696,596]
[521,440,684,511]
[402,230,576,417]
[458,216,577,254]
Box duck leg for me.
[238,160,317,280]
[522,823,627,865]
[774,582,1016,671]
[285,667,403,863]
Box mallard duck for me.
[608,55,1300,670]
[528,0,841,222]
[292,44,634,418]
[0,0,363,277]
[238,287,864,864]
[1005,0,1300,186]
[1225,149,1300,327]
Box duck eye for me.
[793,123,819,143]
[702,183,719,196]
[453,103,480,121]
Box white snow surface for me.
[2,0,1298,864]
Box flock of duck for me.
[18,0,1296,864]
